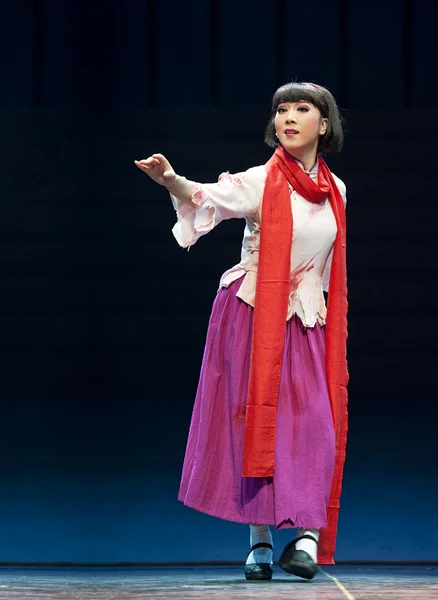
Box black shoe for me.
[244,542,274,580]
[278,534,318,580]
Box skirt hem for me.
[178,498,328,531]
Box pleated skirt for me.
[178,277,335,529]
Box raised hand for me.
[134,153,176,187]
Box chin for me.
[282,143,303,154]
[280,138,300,148]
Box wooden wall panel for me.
[347,0,404,107]
[2,0,437,109]
[0,2,34,104]
[218,0,277,105]
[283,0,342,97]
[412,0,438,107]
[39,0,95,103]
[98,1,152,104]
[154,0,211,105]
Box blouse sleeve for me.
[322,176,347,293]
[171,166,265,249]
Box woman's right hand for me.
[134,153,177,188]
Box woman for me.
[135,81,349,581]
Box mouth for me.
[284,129,299,135]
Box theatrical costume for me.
[171,147,348,564]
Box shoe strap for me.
[247,542,273,557]
[291,534,318,545]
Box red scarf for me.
[241,146,349,564]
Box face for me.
[274,100,328,157]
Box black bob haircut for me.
[264,81,344,154]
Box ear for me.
[320,118,328,135]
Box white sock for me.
[246,525,273,565]
[295,528,319,563]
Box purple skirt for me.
[178,277,335,530]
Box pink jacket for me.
[171,159,347,328]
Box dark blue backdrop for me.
[0,0,437,563]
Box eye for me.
[298,106,310,112]
[277,107,287,113]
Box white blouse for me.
[170,159,347,328]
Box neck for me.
[286,147,318,172]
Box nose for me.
[285,111,296,124]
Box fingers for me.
[135,157,157,167]
[134,160,151,173]
[134,156,162,175]
[134,154,171,183]
[139,154,165,166]
[139,154,169,167]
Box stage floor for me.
[0,565,436,599]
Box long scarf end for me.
[241,468,275,478]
